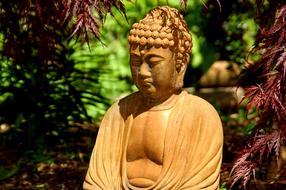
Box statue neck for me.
[139,90,182,111]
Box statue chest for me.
[126,110,171,163]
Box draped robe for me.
[83,90,223,190]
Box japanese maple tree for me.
[231,1,286,188]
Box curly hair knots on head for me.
[128,6,193,69]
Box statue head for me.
[128,6,192,102]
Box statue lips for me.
[140,79,153,88]
[137,78,154,95]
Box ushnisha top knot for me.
[128,6,192,68]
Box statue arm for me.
[181,97,224,190]
[83,101,124,190]
[151,93,223,190]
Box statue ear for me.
[175,55,189,89]
[176,64,187,89]
[177,55,189,74]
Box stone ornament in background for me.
[199,61,240,87]
[84,6,223,190]
[196,61,243,110]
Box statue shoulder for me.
[183,91,223,139]
[182,90,221,121]
[118,91,141,105]
[99,92,141,125]
[105,92,141,119]
[106,92,140,109]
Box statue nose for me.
[139,62,151,78]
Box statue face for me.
[130,46,178,101]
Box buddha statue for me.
[83,6,223,190]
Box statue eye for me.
[130,56,141,66]
[148,56,163,66]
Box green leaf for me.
[0,165,19,181]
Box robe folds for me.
[83,90,223,190]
